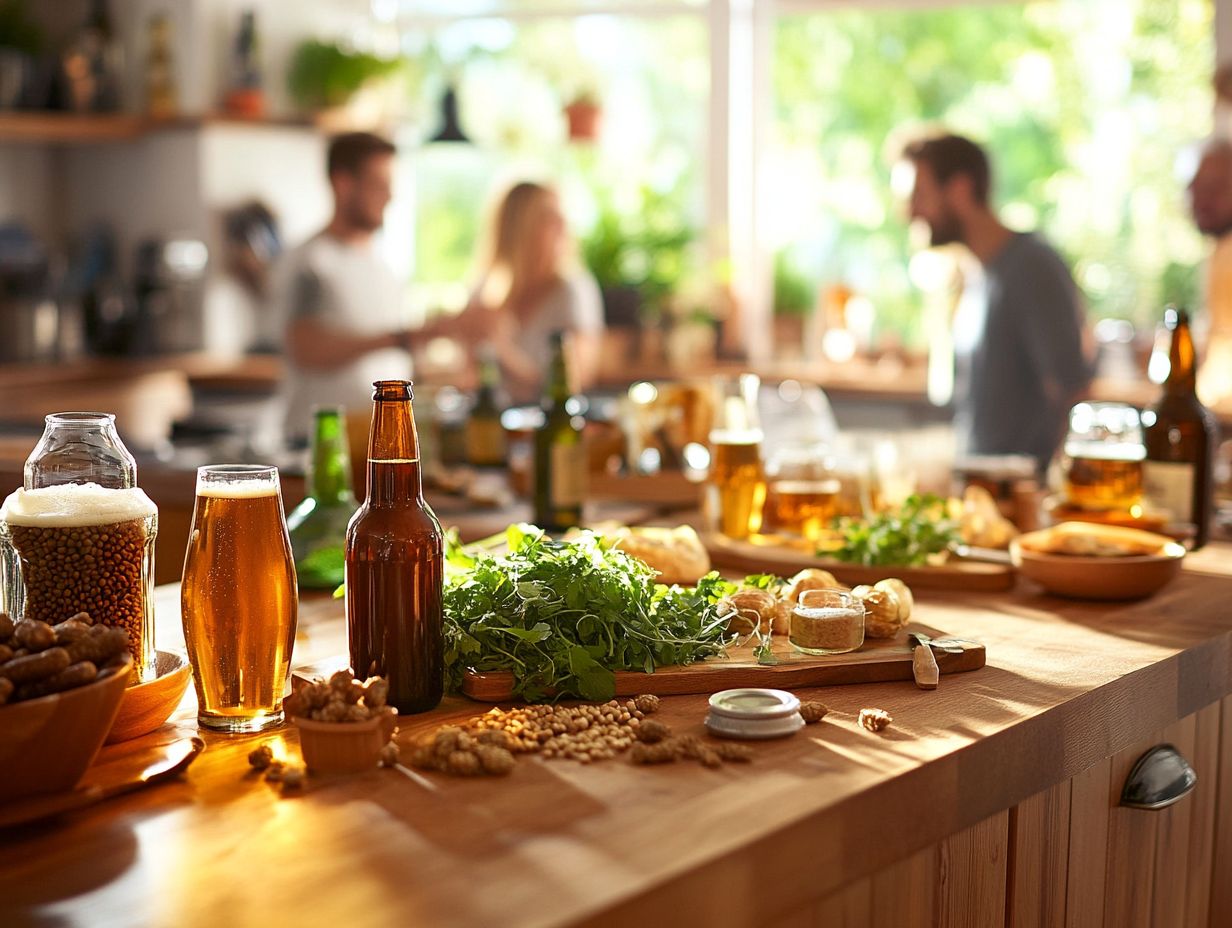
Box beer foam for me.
[1,483,157,527]
[709,428,764,445]
[195,480,280,499]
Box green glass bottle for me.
[533,333,586,532]
[465,350,507,467]
[288,406,359,588]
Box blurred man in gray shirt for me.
[902,133,1092,472]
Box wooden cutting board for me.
[459,627,984,702]
[702,533,1016,593]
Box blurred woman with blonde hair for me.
[450,181,603,404]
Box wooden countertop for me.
[2,543,1232,927]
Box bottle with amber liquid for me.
[533,333,586,532]
[465,350,507,467]
[1143,307,1219,548]
[345,381,444,713]
[287,406,357,589]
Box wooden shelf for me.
[0,111,314,144]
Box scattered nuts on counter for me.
[279,765,306,790]
[635,719,672,744]
[0,613,130,704]
[633,694,661,714]
[858,708,893,732]
[379,741,401,768]
[799,701,829,724]
[407,695,715,776]
[248,744,275,770]
[629,733,747,768]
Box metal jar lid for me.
[705,688,804,739]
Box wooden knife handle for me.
[913,644,940,690]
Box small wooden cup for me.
[293,713,397,775]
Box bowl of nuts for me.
[285,671,398,775]
[0,613,134,800]
[106,649,192,744]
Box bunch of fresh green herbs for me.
[443,524,735,702]
[829,494,958,567]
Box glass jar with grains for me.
[0,412,157,680]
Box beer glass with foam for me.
[181,465,298,733]
[1061,402,1146,513]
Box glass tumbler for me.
[789,589,865,655]
[1061,402,1145,512]
[181,465,298,732]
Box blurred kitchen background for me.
[1,0,1230,576]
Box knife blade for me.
[908,632,940,690]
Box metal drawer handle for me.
[1120,744,1197,811]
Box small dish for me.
[0,655,132,801]
[1011,528,1186,601]
[293,713,397,774]
[106,649,192,744]
[705,688,804,740]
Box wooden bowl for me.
[106,649,192,744]
[1010,539,1186,600]
[0,657,132,801]
[293,714,397,775]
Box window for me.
[768,0,1213,352]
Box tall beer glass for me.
[707,374,766,539]
[182,465,298,733]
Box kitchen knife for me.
[908,632,940,690]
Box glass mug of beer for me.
[1061,402,1145,512]
[181,465,298,733]
[706,374,766,539]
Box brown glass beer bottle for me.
[1143,308,1219,548]
[345,381,444,713]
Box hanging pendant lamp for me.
[429,84,470,143]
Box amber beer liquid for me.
[709,429,766,539]
[1063,442,1145,511]
[181,466,298,733]
[345,380,444,714]
[764,478,843,540]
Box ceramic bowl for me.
[1010,537,1186,601]
[0,656,132,801]
[293,713,397,774]
[106,649,192,744]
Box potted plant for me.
[563,88,601,142]
[287,39,404,128]
[773,252,816,359]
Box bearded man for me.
[902,133,1092,472]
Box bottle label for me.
[551,443,587,507]
[1143,460,1195,522]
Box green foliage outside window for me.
[772,0,1212,349]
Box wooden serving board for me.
[459,627,984,702]
[702,533,1016,592]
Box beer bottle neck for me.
[1164,312,1198,397]
[543,336,571,411]
[366,382,424,506]
[308,412,356,505]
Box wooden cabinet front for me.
[781,697,1232,928]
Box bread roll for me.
[609,525,711,584]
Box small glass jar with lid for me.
[0,412,158,679]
